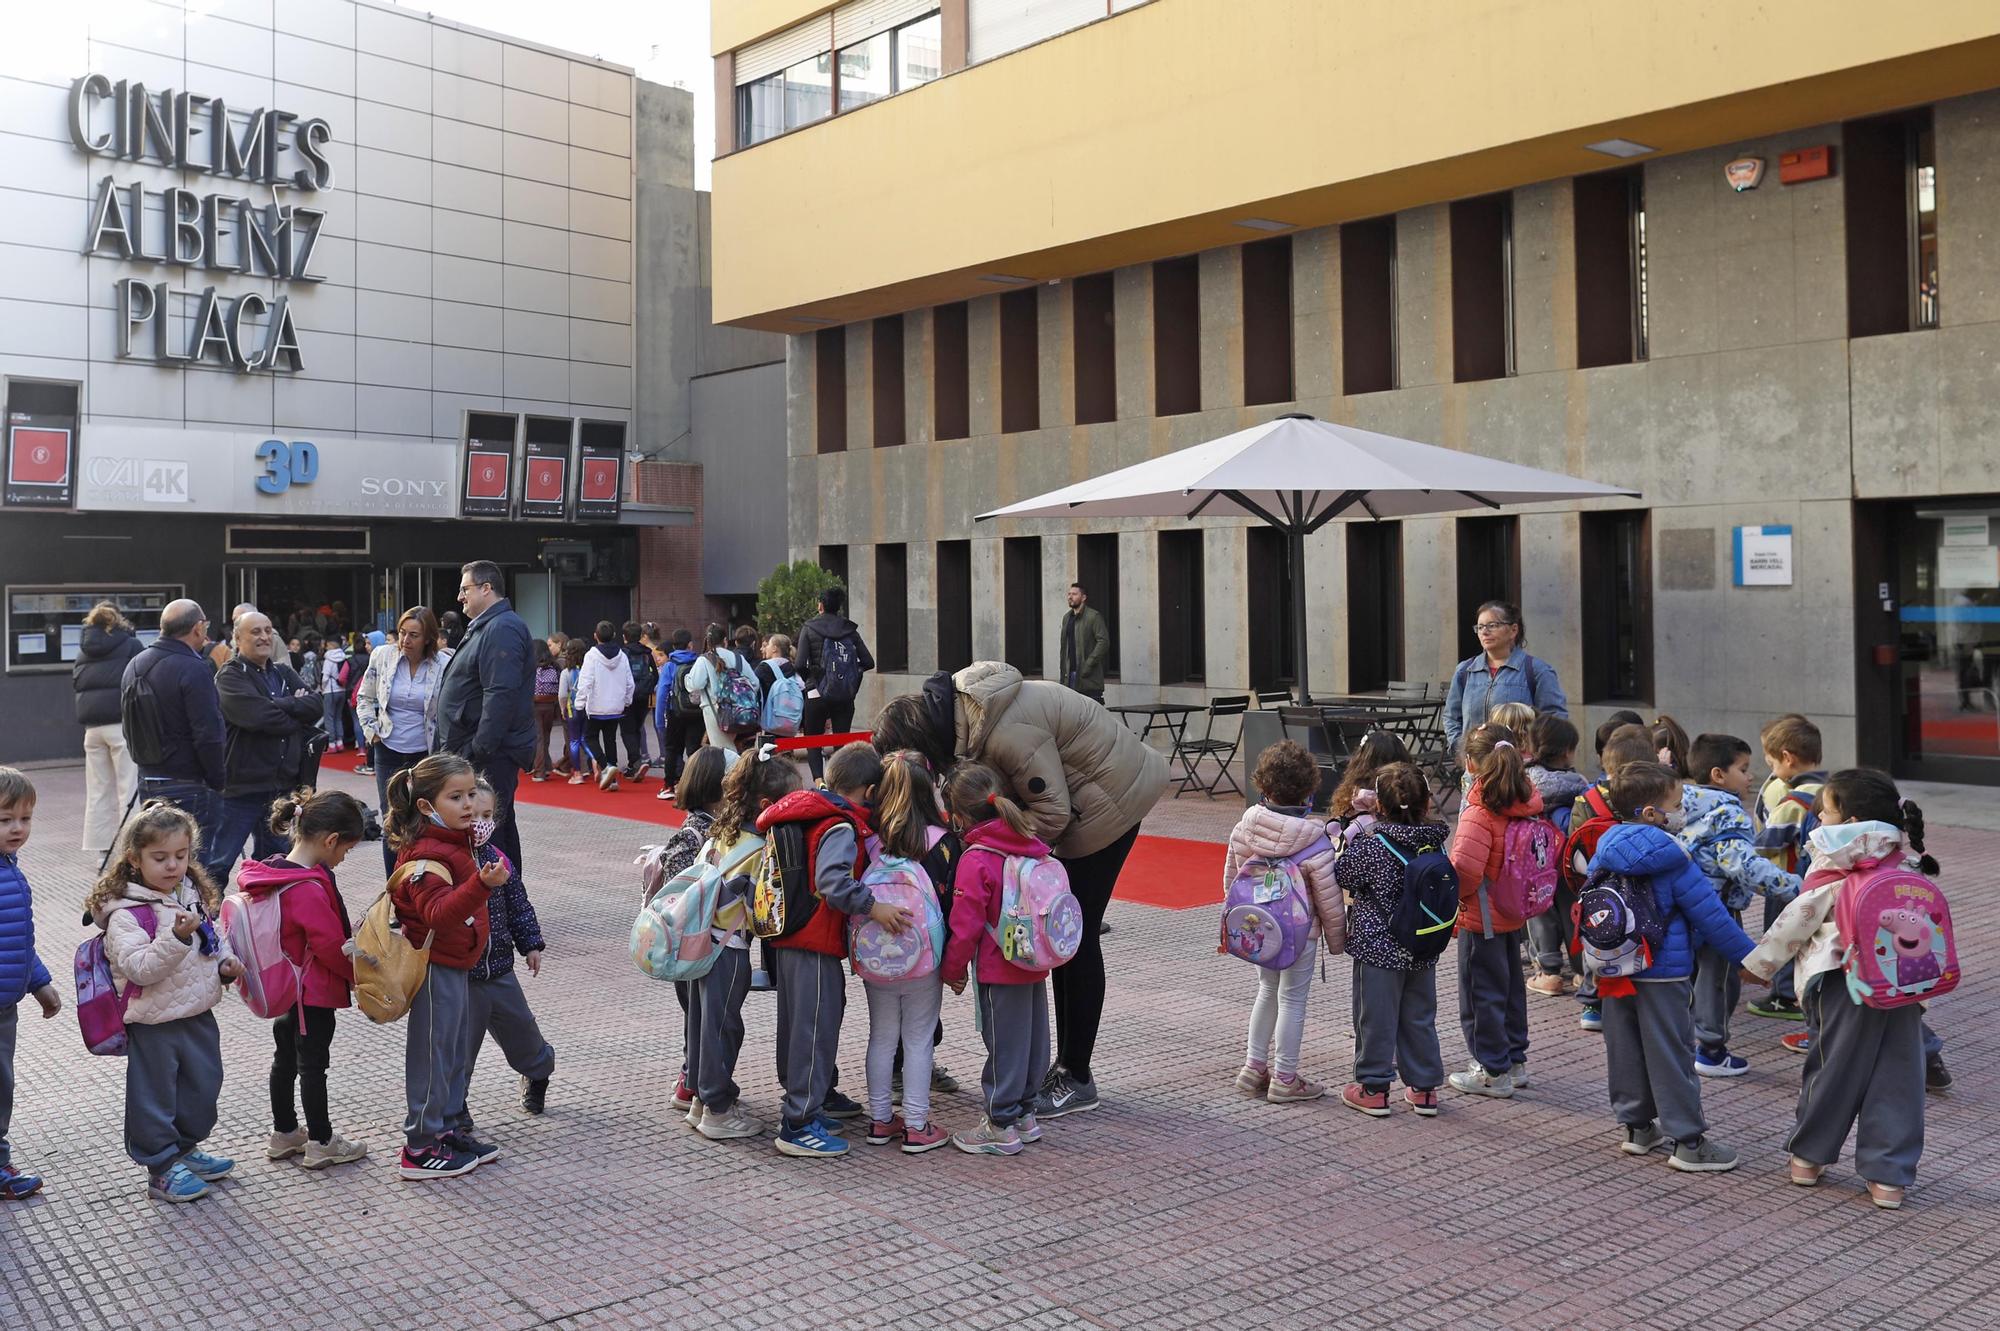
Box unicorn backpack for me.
[1834,862,1959,1009]
[850,828,948,983]
[978,850,1083,974]
[632,835,765,983]
[1218,835,1328,971]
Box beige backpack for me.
[351,859,442,1023]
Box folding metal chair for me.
[1255,688,1294,709]
[1177,694,1250,797]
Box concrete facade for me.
[782,90,2000,774]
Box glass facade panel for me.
[839,32,892,111]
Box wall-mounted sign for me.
[1941,515,1989,547]
[575,419,626,523]
[461,412,517,519]
[253,439,319,495]
[5,425,74,508]
[1733,524,1793,586]
[1724,157,1765,192]
[1779,145,1833,185]
[69,74,332,374]
[521,416,572,521]
[1938,545,2000,590]
[76,422,457,518]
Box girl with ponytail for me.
[1445,725,1541,1100]
[1741,769,1941,1208]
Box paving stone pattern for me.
[2,764,1995,1330]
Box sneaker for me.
[696,1102,763,1141]
[809,1113,848,1137]
[1341,1084,1391,1118]
[1780,1031,1812,1055]
[182,1150,234,1182]
[148,1163,208,1202]
[1926,1052,1953,1092]
[1403,1087,1439,1117]
[301,1134,369,1170]
[1789,1156,1826,1187]
[902,1121,951,1154]
[1667,1136,1739,1173]
[267,1127,310,1161]
[1235,1064,1272,1096]
[1578,1006,1603,1032]
[1526,973,1568,997]
[1620,1122,1668,1156]
[952,1116,1024,1156]
[931,1063,960,1094]
[1509,1063,1530,1090]
[684,1101,706,1131]
[599,768,620,791]
[775,1121,849,1158]
[1747,995,1804,1020]
[1695,1048,1750,1078]
[521,1075,549,1115]
[656,786,674,801]
[1015,1114,1042,1144]
[1033,1069,1101,1118]
[1866,1181,1906,1210]
[821,1089,865,1120]
[530,772,549,783]
[567,773,588,786]
[1267,1073,1326,1103]
[671,1071,695,1111]
[1447,1066,1514,1099]
[0,1163,44,1200]
[354,765,374,776]
[867,1115,907,1146]
[443,1130,500,1164]
[398,1144,481,1179]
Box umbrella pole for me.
[1287,524,1310,704]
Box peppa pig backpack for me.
[850,828,949,982]
[1834,863,1959,1009]
[1218,835,1329,971]
[74,906,157,1056]
[970,847,1083,974]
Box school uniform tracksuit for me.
[391,830,491,1151]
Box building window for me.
[736,75,785,148]
[1000,287,1039,434]
[776,54,834,134]
[1003,535,1043,675]
[1241,236,1294,406]
[1153,256,1200,416]
[818,544,849,587]
[1846,108,1939,338]
[873,315,905,447]
[1581,511,1652,703]
[1574,166,1648,368]
[1340,215,1397,395]
[933,301,969,441]
[1075,532,1120,679]
[1072,272,1116,426]
[1450,192,1514,383]
[874,543,909,672]
[1246,527,1295,691]
[936,539,972,671]
[815,326,846,453]
[837,31,891,112]
[1157,529,1206,684]
[1454,515,1520,663]
[1347,521,1405,692]
[896,12,942,89]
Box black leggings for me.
[270,1005,337,1142]
[1051,821,1142,1085]
[586,717,622,769]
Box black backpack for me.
[1374,832,1460,960]
[817,632,864,705]
[121,650,169,769]
[627,645,658,701]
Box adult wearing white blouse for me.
[356,606,443,870]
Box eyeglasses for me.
[1473,621,1516,634]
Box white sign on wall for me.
[1939,545,2000,590]
[1733,525,1793,586]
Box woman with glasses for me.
[355,607,444,871]
[1442,600,1569,755]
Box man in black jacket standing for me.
[121,599,228,867]
[212,610,323,884]
[436,560,537,871]
[795,585,874,782]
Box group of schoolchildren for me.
[1226,708,1952,1210]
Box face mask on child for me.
[423,807,449,830]
[1654,807,1686,833]
[471,815,496,848]
[1808,822,1872,860]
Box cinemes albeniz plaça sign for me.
[69,73,333,374]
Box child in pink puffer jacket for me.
[1226,741,1344,1104]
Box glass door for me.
[1896,502,2000,783]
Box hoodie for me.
[1590,822,1756,980]
[755,789,876,957]
[1223,804,1344,954]
[1679,784,1801,913]
[1742,822,1912,994]
[797,612,874,694]
[1334,821,1455,972]
[235,856,355,1008]
[656,647,699,726]
[1449,782,1544,934]
[72,623,144,727]
[942,818,1054,986]
[389,825,491,970]
[96,877,236,1024]
[575,639,635,719]
[318,642,349,695]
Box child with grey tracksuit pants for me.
[454,829,555,1130]
[1333,813,1450,1113]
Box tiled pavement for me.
[2,762,1995,1331]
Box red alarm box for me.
[1779,145,1833,184]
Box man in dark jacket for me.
[211,611,323,884]
[73,607,145,854]
[1058,582,1110,703]
[795,585,875,781]
[436,561,536,871]
[121,598,227,863]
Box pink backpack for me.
[75,905,156,1056]
[220,885,307,1020]
[1486,816,1562,927]
[977,850,1084,974]
[1834,862,1959,1009]
[851,828,948,983]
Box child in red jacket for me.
[1447,725,1543,1099]
[240,788,369,1171]
[941,763,1053,1158]
[385,754,507,1181]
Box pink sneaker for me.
[866,1115,907,1146]
[671,1072,694,1112]
[1403,1087,1440,1117]
[1235,1063,1271,1095]
[901,1121,950,1154]
[1341,1084,1390,1117]
[1266,1072,1326,1103]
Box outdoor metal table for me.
[1109,702,1204,795]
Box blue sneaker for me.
[775,1121,849,1158]
[1695,1048,1750,1078]
[148,1163,209,1203]
[810,1114,847,1137]
[1578,1006,1603,1033]
[0,1164,44,1200]
[182,1150,235,1181]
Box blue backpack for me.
[1576,866,1666,977]
[761,664,805,736]
[1374,833,1459,961]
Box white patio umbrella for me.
[976,413,1638,697]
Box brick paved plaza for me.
[2,762,1994,1331]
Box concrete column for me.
[905,307,932,446]
[1512,180,1575,376]
[845,321,871,451]
[1114,263,1153,422]
[907,539,938,675]
[1518,511,1580,694]
[1293,225,1339,407]
[1403,515,1456,686]
[785,334,819,559]
[1937,90,2000,328]
[1206,528,1249,693]
[1042,534,1074,682]
[1118,528,1157,689]
[1041,280,1071,429]
[1199,246,1243,410]
[967,294,1001,440]
[1395,205,1450,388]
[970,537,1003,660]
[1305,523,1345,696]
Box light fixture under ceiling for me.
[1234,217,1294,232]
[794,315,835,326]
[1584,137,1655,158]
[977,273,1033,285]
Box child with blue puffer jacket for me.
[1587,762,1756,1175]
[1679,734,1801,1079]
[0,769,60,1200]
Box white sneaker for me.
[301,1133,369,1170]
[696,1102,763,1141]
[1447,1066,1515,1099]
[685,1101,706,1131]
[266,1128,309,1161]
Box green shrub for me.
[756,560,845,642]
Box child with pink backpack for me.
[1221,741,1343,1104]
[1742,770,1950,1210]
[229,789,370,1171]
